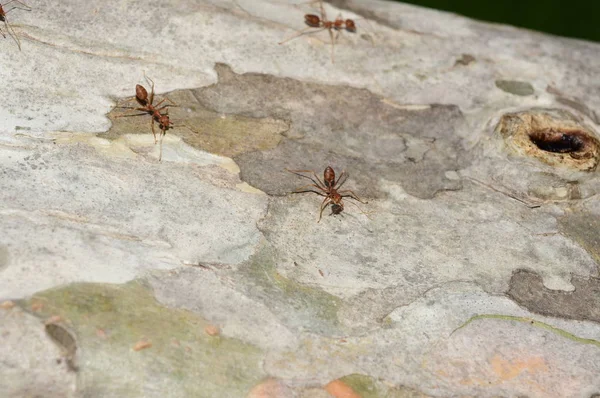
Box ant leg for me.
[285,169,327,191]
[334,171,348,189]
[295,190,326,196]
[2,0,32,10]
[115,106,147,111]
[291,183,327,195]
[330,29,342,63]
[155,96,178,108]
[344,200,372,219]
[113,107,150,118]
[309,170,328,191]
[113,97,135,108]
[158,129,165,161]
[318,197,332,222]
[113,113,148,119]
[2,0,31,16]
[318,0,327,21]
[150,118,158,144]
[114,97,149,111]
[143,72,155,105]
[2,1,31,51]
[279,26,321,45]
[339,190,368,204]
[3,18,21,51]
[328,28,336,63]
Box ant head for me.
[135,84,149,104]
[345,19,357,32]
[304,14,321,28]
[331,201,344,215]
[159,114,171,129]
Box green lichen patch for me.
[386,385,432,398]
[104,89,288,158]
[181,114,287,158]
[334,374,430,398]
[495,80,535,96]
[23,281,265,397]
[237,241,343,335]
[338,374,383,398]
[452,314,600,348]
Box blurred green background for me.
[396,1,600,43]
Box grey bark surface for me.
[1,0,600,396]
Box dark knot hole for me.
[529,128,587,153]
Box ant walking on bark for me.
[286,166,368,222]
[114,73,177,161]
[279,0,358,63]
[0,0,32,51]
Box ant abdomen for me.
[135,84,149,105]
[304,14,321,28]
[324,166,336,187]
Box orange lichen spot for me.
[96,328,108,339]
[490,354,548,381]
[246,378,290,398]
[324,379,361,398]
[132,339,152,351]
[44,315,63,325]
[0,300,15,310]
[204,324,221,336]
[30,301,44,312]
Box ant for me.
[286,166,368,222]
[0,0,32,51]
[279,0,358,62]
[114,73,177,161]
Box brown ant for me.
[286,166,368,222]
[114,73,177,161]
[279,0,358,62]
[0,0,31,51]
